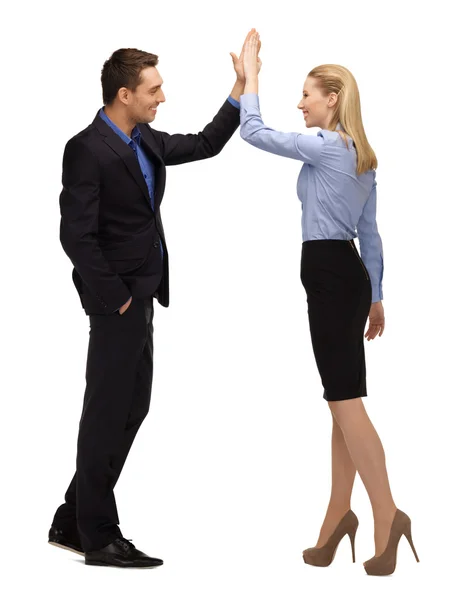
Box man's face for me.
[127,66,166,124]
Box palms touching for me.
[231,29,262,81]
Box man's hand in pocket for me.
[119,296,132,315]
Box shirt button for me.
[144,174,147,178]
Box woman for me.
[239,31,419,576]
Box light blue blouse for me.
[240,93,384,303]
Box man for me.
[49,31,260,569]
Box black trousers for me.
[300,239,372,402]
[52,296,154,551]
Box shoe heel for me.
[348,527,357,563]
[403,523,420,562]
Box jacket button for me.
[153,241,159,248]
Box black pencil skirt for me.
[300,239,372,401]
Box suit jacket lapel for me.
[138,124,166,210]
[93,112,152,209]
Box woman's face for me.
[298,76,333,129]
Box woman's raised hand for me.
[230,29,261,81]
[243,30,262,79]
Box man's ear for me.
[118,87,130,106]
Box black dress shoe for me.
[48,525,84,556]
[85,538,163,568]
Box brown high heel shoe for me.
[302,509,359,567]
[363,509,420,576]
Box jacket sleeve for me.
[152,98,240,166]
[59,136,132,313]
[357,174,384,303]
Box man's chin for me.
[137,116,156,124]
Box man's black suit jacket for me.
[59,98,240,315]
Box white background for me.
[1,0,458,597]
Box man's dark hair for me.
[101,48,159,105]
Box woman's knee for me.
[328,397,363,424]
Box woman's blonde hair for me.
[307,64,377,175]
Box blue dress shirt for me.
[227,96,241,109]
[239,93,383,303]
[99,108,156,210]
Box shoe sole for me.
[48,541,85,557]
[85,559,162,569]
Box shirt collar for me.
[99,107,141,145]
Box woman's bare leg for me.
[315,412,357,547]
[328,397,397,556]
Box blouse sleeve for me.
[240,93,324,166]
[357,174,384,303]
